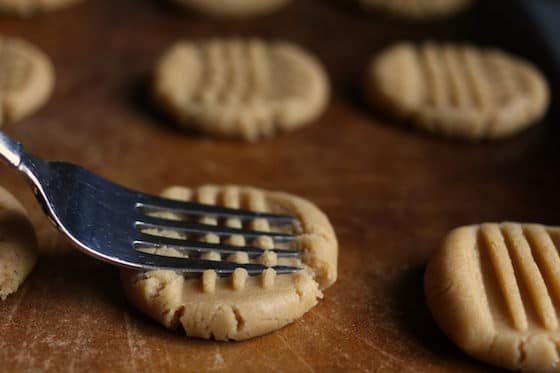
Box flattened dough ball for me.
[153,38,330,141]
[425,223,560,371]
[172,0,290,18]
[0,186,37,300]
[366,42,549,139]
[0,0,81,16]
[358,0,471,20]
[121,185,338,341]
[0,35,54,124]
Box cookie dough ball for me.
[0,0,81,16]
[358,0,471,20]
[172,0,290,18]
[366,42,549,139]
[121,185,338,341]
[0,35,54,125]
[0,186,37,300]
[425,223,560,371]
[153,38,330,141]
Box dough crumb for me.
[202,270,217,293]
[232,268,248,290]
[260,268,276,289]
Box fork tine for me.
[133,251,301,275]
[134,232,300,257]
[136,194,297,224]
[135,215,297,241]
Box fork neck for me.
[0,131,23,168]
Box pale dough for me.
[121,185,337,341]
[153,38,330,141]
[366,42,549,139]
[0,35,54,125]
[425,223,560,371]
[0,186,37,300]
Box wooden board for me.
[1,0,558,371]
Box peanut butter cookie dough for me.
[0,186,37,300]
[0,35,54,125]
[153,38,330,141]
[0,0,80,16]
[121,185,337,341]
[172,0,290,18]
[425,223,560,371]
[358,0,471,20]
[366,42,549,140]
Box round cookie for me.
[0,35,54,125]
[358,0,471,20]
[153,38,330,141]
[121,185,338,341]
[172,0,290,18]
[366,42,549,140]
[0,186,37,300]
[0,0,80,16]
[425,223,560,371]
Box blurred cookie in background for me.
[0,35,54,125]
[358,0,471,21]
[172,0,290,18]
[0,0,81,16]
[365,42,549,140]
[153,38,330,141]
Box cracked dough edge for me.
[0,186,37,300]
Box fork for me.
[0,132,302,275]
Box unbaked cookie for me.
[425,223,560,371]
[0,35,54,124]
[121,185,337,341]
[0,186,37,300]
[358,0,471,20]
[366,42,549,139]
[172,0,290,18]
[153,38,330,141]
[0,0,80,16]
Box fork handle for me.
[0,132,23,168]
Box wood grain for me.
[0,0,558,371]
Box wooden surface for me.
[0,0,559,371]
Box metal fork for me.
[0,132,302,275]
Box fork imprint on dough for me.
[368,42,549,139]
[154,38,329,141]
[194,40,269,107]
[121,185,337,340]
[145,185,300,292]
[358,0,471,20]
[425,223,560,371]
